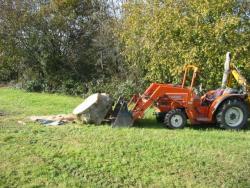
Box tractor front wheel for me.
[164,109,187,129]
[216,99,248,130]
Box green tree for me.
[118,0,250,90]
[0,0,123,95]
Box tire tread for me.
[164,109,187,129]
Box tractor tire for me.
[216,99,248,130]
[155,112,166,123]
[164,109,187,129]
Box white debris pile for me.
[29,93,113,126]
[29,114,76,126]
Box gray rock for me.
[73,93,113,124]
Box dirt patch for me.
[0,111,14,116]
[0,83,8,88]
[0,81,19,88]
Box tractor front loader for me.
[112,53,249,130]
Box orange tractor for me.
[112,53,249,129]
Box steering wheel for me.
[194,83,204,96]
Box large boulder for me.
[73,93,113,124]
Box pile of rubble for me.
[30,93,113,126]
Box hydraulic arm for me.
[222,52,250,104]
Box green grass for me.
[0,88,250,187]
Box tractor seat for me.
[222,87,239,95]
[201,89,224,105]
[201,87,239,106]
[206,89,224,101]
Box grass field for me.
[0,88,250,187]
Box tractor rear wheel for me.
[164,109,187,129]
[216,99,248,130]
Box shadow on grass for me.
[134,119,164,129]
[133,118,250,131]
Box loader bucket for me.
[112,97,134,128]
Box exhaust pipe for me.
[222,52,231,88]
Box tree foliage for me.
[0,0,249,96]
[118,0,250,90]
[0,0,125,95]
